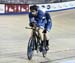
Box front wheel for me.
[27,37,35,60]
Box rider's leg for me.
[38,29,44,52]
[42,31,49,51]
[39,29,49,51]
[38,29,43,41]
[43,33,49,46]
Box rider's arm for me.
[29,13,34,23]
[29,13,35,27]
[45,12,52,31]
[37,10,45,26]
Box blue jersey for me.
[29,10,52,31]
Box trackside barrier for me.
[0,4,29,15]
[0,1,75,15]
[34,1,75,12]
[0,4,5,14]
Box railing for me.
[0,1,75,15]
[0,0,75,4]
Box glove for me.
[29,22,34,27]
[43,29,47,33]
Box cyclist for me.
[28,5,52,51]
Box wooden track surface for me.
[0,9,75,63]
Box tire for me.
[36,39,40,53]
[42,41,47,58]
[42,47,47,57]
[27,37,35,60]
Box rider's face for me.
[31,10,37,16]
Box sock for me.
[46,40,49,46]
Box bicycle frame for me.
[26,26,48,59]
[31,27,41,40]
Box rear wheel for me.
[42,47,47,57]
[36,39,41,53]
[42,41,47,58]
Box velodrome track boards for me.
[0,9,75,63]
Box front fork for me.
[32,29,41,51]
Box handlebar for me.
[25,27,40,31]
[25,27,32,29]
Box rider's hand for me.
[29,23,33,27]
[29,22,36,29]
[43,29,47,33]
